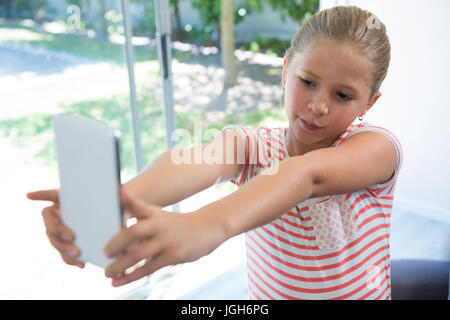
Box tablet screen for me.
[53,114,123,268]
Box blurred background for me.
[0,0,448,299]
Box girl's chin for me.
[293,117,314,134]
[290,119,323,143]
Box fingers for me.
[41,205,83,268]
[42,205,74,241]
[47,228,78,256]
[105,194,170,286]
[104,239,160,279]
[110,253,168,287]
[54,238,84,267]
[42,205,61,231]
[27,189,59,203]
[119,189,151,220]
[61,254,85,269]
[47,229,84,268]
[106,191,163,258]
[122,211,133,228]
[104,219,155,259]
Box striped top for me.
[224,122,403,300]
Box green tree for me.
[265,0,320,23]
[221,0,237,86]
[190,0,320,87]
[190,0,263,45]
[190,0,320,46]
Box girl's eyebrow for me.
[301,69,322,80]
[298,69,360,94]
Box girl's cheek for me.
[286,81,309,114]
[330,113,353,132]
[292,93,307,112]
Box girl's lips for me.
[300,118,322,131]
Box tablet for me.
[53,114,123,268]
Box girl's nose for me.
[307,101,329,116]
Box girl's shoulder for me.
[332,122,401,149]
[331,121,403,196]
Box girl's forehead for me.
[292,41,373,88]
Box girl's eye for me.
[301,77,352,102]
[337,92,352,101]
[301,78,314,87]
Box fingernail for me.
[60,233,72,242]
[65,248,78,257]
[112,278,123,287]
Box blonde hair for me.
[285,5,391,103]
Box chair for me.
[391,259,450,300]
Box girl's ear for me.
[361,91,382,117]
[282,55,288,89]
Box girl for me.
[28,6,402,300]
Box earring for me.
[358,115,364,121]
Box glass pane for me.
[149,0,317,300]
[0,0,161,298]
[131,0,166,170]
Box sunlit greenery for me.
[0,24,286,177]
[0,25,195,63]
[0,95,285,176]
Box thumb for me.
[120,189,152,220]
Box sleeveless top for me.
[223,122,403,300]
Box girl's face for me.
[283,40,381,155]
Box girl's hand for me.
[26,189,85,268]
[104,189,228,287]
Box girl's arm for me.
[196,131,398,238]
[104,131,397,286]
[123,129,244,208]
[27,129,244,271]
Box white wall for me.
[320,0,450,222]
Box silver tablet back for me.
[53,114,122,268]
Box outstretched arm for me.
[199,131,397,238]
[27,129,245,269]
[123,129,244,208]
[105,131,397,286]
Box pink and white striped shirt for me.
[224,122,403,300]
